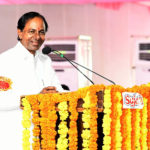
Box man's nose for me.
[34,32,40,39]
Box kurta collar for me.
[15,42,42,59]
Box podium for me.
[21,84,150,150]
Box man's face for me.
[17,17,46,55]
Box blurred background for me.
[0,0,150,91]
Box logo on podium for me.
[122,92,144,109]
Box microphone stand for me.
[53,50,116,85]
[70,60,116,85]
[53,51,94,85]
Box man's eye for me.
[29,30,35,34]
[39,31,45,35]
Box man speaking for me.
[0,11,64,149]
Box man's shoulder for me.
[0,45,16,58]
[0,48,14,60]
[0,45,18,66]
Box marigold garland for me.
[22,97,32,150]
[68,95,78,150]
[81,92,91,150]
[102,86,112,150]
[57,101,69,150]
[89,85,104,150]
[145,84,150,149]
[140,98,148,150]
[131,109,141,149]
[121,108,131,150]
[39,94,57,150]
[110,87,123,150]
[26,95,41,150]
[21,84,150,150]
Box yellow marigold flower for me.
[103,136,111,144]
[83,122,90,128]
[83,92,91,108]
[58,127,68,135]
[82,139,89,148]
[59,111,69,121]
[81,129,90,140]
[57,138,68,149]
[58,101,68,110]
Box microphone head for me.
[42,46,52,54]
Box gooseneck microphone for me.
[42,46,94,85]
[42,46,116,85]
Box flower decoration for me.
[22,84,150,150]
[57,101,69,150]
[81,92,91,149]
[68,95,78,150]
[102,86,112,150]
[140,98,148,150]
[22,97,32,150]
[110,86,123,149]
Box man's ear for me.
[17,29,23,40]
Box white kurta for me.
[0,42,64,149]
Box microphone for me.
[42,46,116,85]
[42,46,94,85]
[42,46,52,54]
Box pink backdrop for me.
[0,0,148,5]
